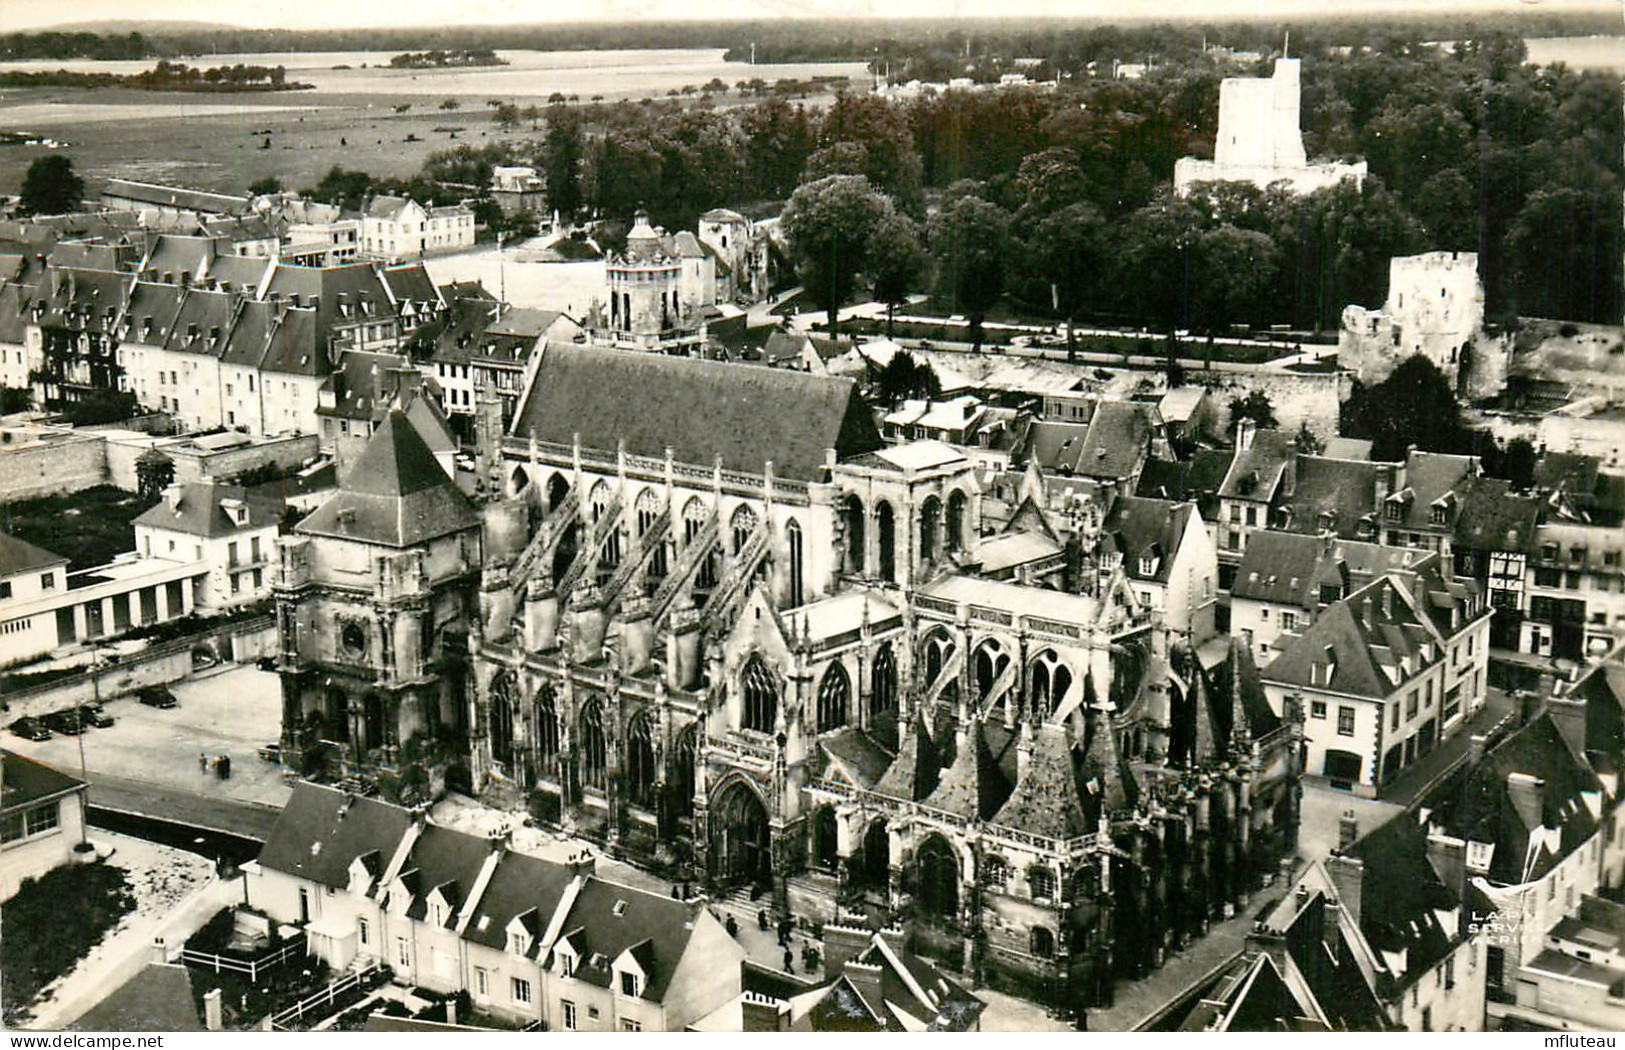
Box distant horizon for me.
[2,0,1617,34]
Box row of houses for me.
[244,783,984,1032]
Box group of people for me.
[715,907,821,975]
[198,749,231,779]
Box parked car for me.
[78,704,114,728]
[135,686,178,709]
[9,716,52,741]
[44,709,86,735]
[257,743,281,763]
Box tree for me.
[866,211,924,337]
[1228,391,1278,432]
[135,449,176,501]
[20,155,84,216]
[247,176,282,195]
[781,174,894,340]
[1342,356,1469,462]
[874,350,940,406]
[541,112,584,218]
[930,195,1011,352]
[1190,224,1278,332]
[1293,421,1323,455]
[439,97,461,110]
[1026,202,1104,344]
[1481,437,1537,490]
[492,103,522,130]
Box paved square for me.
[10,663,291,810]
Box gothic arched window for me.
[580,699,607,791]
[741,655,778,733]
[816,663,850,733]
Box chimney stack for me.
[1467,733,1488,766]
[1327,853,1364,928]
[740,991,791,1032]
[567,850,596,880]
[1425,831,1467,896]
[1337,808,1358,849]
[1545,696,1586,757]
[821,923,874,976]
[1507,772,1546,830]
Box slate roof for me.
[819,729,894,789]
[39,267,129,335]
[1075,400,1159,480]
[875,712,942,802]
[1135,449,1235,520]
[991,723,1091,839]
[0,530,68,578]
[549,876,698,1001]
[261,262,394,343]
[923,721,1011,820]
[463,849,573,951]
[255,782,417,890]
[1387,451,1477,533]
[103,178,249,215]
[1102,496,1191,584]
[298,410,479,548]
[1426,713,1602,886]
[132,482,280,538]
[68,964,203,1032]
[120,281,188,345]
[1344,811,1465,994]
[163,288,240,358]
[1221,429,1297,501]
[317,351,419,421]
[1262,576,1440,700]
[1276,455,1381,538]
[394,823,489,925]
[380,264,440,307]
[511,343,883,482]
[254,305,325,377]
[1453,475,1540,553]
[1,750,85,814]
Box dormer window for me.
[1430,503,1447,526]
[559,952,575,976]
[1386,501,1403,522]
[1139,554,1158,576]
[620,972,640,997]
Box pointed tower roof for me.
[298,410,479,548]
[992,722,1091,839]
[923,720,1011,821]
[1079,683,1132,814]
[875,710,942,802]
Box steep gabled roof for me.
[549,876,700,1002]
[991,723,1091,839]
[923,720,1011,820]
[511,343,883,482]
[1220,429,1296,501]
[1103,496,1191,584]
[255,782,417,890]
[875,712,942,802]
[297,410,479,547]
[132,482,280,538]
[1075,400,1158,480]
[1344,812,1464,993]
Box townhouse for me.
[1230,531,1438,666]
[1097,495,1218,643]
[132,482,282,610]
[246,784,746,1032]
[361,197,476,263]
[1261,564,1491,795]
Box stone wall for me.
[106,432,320,491]
[2,616,274,720]
[1199,368,1351,444]
[0,430,108,500]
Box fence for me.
[180,934,305,983]
[269,962,381,1031]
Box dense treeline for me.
[388,49,505,68]
[0,61,309,92]
[0,10,1614,64]
[516,31,1620,327]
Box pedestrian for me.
[757,908,769,932]
[671,885,681,900]
[782,947,794,973]
[724,914,739,939]
[199,749,208,773]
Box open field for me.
[0,47,868,197]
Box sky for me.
[0,0,1611,32]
